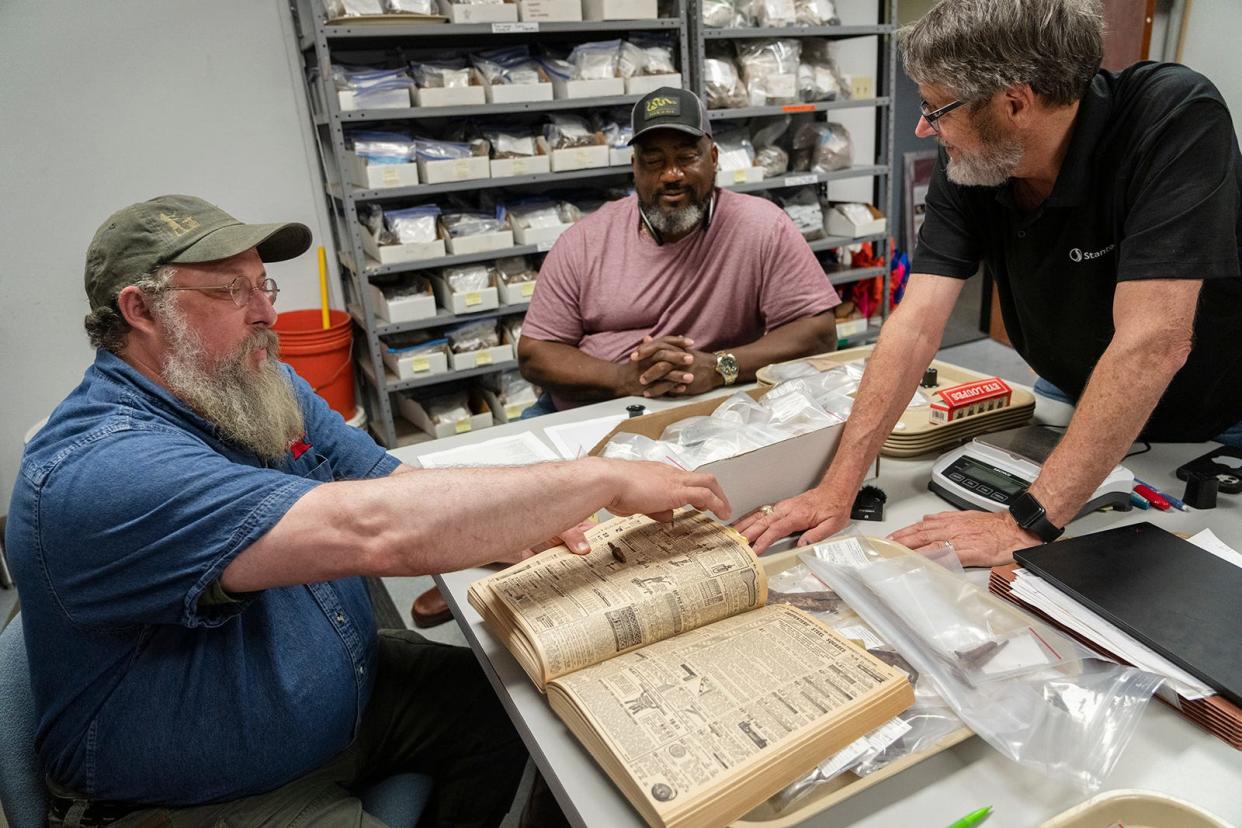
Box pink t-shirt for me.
[523,189,841,408]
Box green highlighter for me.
[946,805,992,828]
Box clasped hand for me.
[620,335,720,398]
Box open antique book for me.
[468,511,915,828]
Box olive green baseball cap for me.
[84,194,313,310]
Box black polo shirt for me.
[913,62,1242,441]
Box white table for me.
[388,395,1242,827]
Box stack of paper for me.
[990,529,1242,750]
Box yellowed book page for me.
[480,511,766,684]
[547,604,906,823]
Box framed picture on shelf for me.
[903,150,938,252]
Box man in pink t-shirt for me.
[519,87,841,412]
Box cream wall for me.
[0,1,334,511]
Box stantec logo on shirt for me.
[1069,243,1116,262]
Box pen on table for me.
[1133,477,1191,511]
[946,804,992,828]
[1132,483,1170,511]
[1130,490,1150,510]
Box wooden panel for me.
[1101,0,1156,70]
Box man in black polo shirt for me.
[738,0,1242,565]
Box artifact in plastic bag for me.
[411,137,475,162]
[592,110,634,149]
[384,205,441,244]
[754,0,795,26]
[802,537,1163,792]
[501,315,524,343]
[350,130,415,163]
[424,391,473,426]
[442,263,495,292]
[387,0,437,12]
[778,186,825,240]
[327,0,384,17]
[714,127,756,172]
[795,0,838,25]
[411,59,473,89]
[601,432,691,466]
[504,199,567,230]
[543,114,597,149]
[792,121,853,172]
[659,416,783,468]
[711,391,772,428]
[702,53,748,110]
[441,210,506,238]
[447,320,501,353]
[483,370,540,408]
[471,45,543,86]
[481,126,537,159]
[736,39,801,105]
[375,274,432,300]
[752,145,787,177]
[568,40,620,80]
[628,34,677,76]
[798,39,850,102]
[763,388,842,434]
[701,0,746,27]
[332,66,416,106]
[495,255,538,283]
[385,330,447,355]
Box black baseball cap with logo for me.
[629,87,712,146]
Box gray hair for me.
[901,0,1103,107]
[84,265,176,353]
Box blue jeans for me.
[518,392,558,420]
[1033,378,1242,448]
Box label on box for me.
[465,291,482,306]
[455,420,472,433]
[454,159,471,177]
[506,404,524,419]
[511,158,534,175]
[521,282,536,297]
[536,240,556,252]
[572,149,590,164]
[493,21,538,31]
[381,166,402,186]
[784,174,818,187]
[475,351,493,365]
[411,357,430,373]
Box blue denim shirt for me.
[5,350,400,806]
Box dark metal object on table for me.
[626,404,646,418]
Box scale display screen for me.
[957,456,1027,495]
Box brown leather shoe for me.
[411,586,453,628]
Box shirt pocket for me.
[304,453,335,483]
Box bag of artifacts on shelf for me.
[701,0,750,27]
[502,199,579,232]
[446,319,501,353]
[743,0,797,27]
[350,130,416,164]
[481,125,539,159]
[329,0,439,13]
[751,116,792,176]
[441,263,496,292]
[440,209,507,238]
[798,39,851,103]
[424,391,474,427]
[778,186,825,240]
[501,314,524,344]
[543,114,599,150]
[481,370,540,414]
[410,58,474,89]
[567,40,621,80]
[411,137,481,162]
[702,44,748,109]
[795,0,838,25]
[471,45,544,86]
[714,127,757,176]
[592,110,634,150]
[384,330,449,358]
[496,255,539,285]
[736,38,802,105]
[374,204,441,244]
[791,120,853,173]
[331,65,416,104]
[617,35,677,78]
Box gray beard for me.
[639,198,708,239]
[158,302,306,461]
[944,111,1023,187]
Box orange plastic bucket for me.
[274,309,356,420]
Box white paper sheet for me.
[417,431,559,468]
[1187,528,1242,569]
[543,414,626,460]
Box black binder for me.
[1015,522,1242,707]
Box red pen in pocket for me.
[1133,483,1170,511]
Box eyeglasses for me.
[163,276,280,307]
[920,98,965,134]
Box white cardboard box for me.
[478,387,537,423]
[517,0,581,20]
[589,389,876,520]
[360,226,446,266]
[490,153,552,178]
[716,166,764,187]
[512,223,569,246]
[497,277,537,304]
[338,88,411,111]
[346,154,420,190]
[415,85,487,108]
[398,393,494,438]
[624,73,682,95]
[835,315,869,340]
[825,203,888,237]
[552,77,625,99]
[430,274,501,314]
[549,144,610,172]
[368,282,437,324]
[417,154,491,184]
[450,343,515,371]
[582,0,657,18]
[485,81,554,104]
[383,348,450,381]
[609,146,632,166]
[436,0,517,22]
[443,228,515,256]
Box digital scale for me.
[930,426,1135,519]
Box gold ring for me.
[761,505,775,516]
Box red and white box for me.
[930,378,1013,424]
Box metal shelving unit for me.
[291,0,693,446]
[689,0,898,339]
